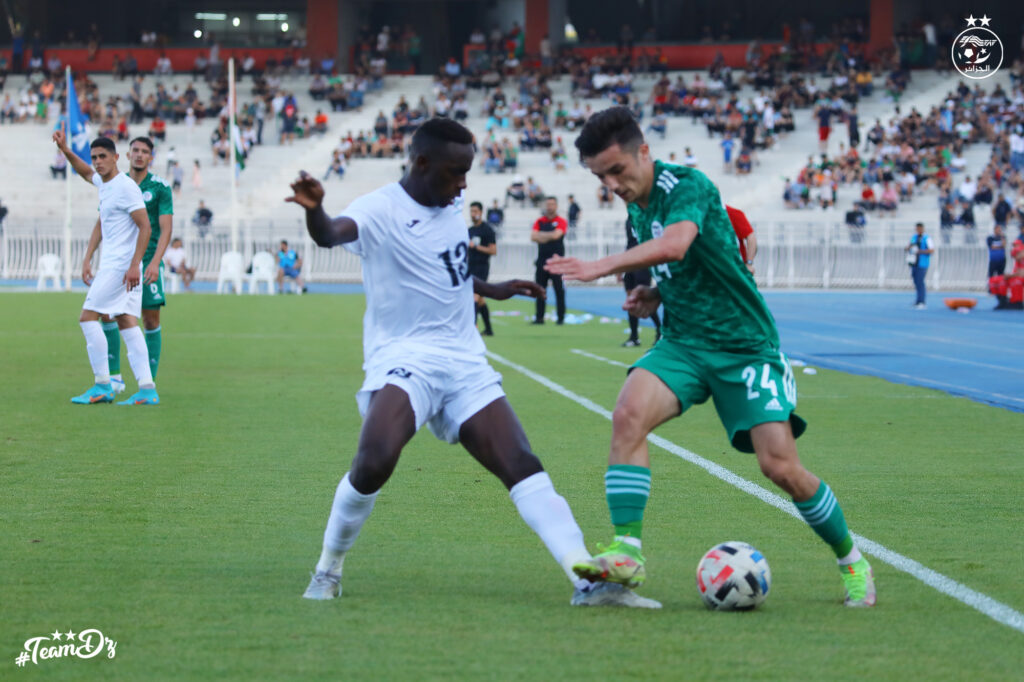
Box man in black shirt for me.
[621,217,661,346]
[486,199,504,229]
[468,201,498,335]
[530,197,568,324]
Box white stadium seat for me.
[216,251,244,294]
[36,253,61,291]
[248,251,277,294]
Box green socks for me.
[144,326,161,378]
[794,481,855,558]
[102,321,120,375]
[605,465,651,541]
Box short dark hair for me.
[545,196,558,203]
[410,117,475,158]
[470,201,483,211]
[280,240,289,246]
[90,137,116,153]
[574,106,643,160]
[129,136,155,151]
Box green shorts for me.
[142,260,166,309]
[632,339,807,453]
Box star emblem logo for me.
[979,15,991,27]
[51,629,62,641]
[65,629,76,640]
[965,15,977,26]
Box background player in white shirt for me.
[287,118,657,608]
[53,129,159,406]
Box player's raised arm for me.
[286,171,357,247]
[52,125,95,183]
[474,277,546,301]
[545,221,698,282]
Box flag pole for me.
[228,57,238,253]
[64,65,73,291]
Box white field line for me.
[486,349,1024,635]
[570,348,630,368]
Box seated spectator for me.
[276,240,306,293]
[855,183,877,211]
[50,150,67,179]
[149,115,167,141]
[505,175,526,207]
[373,110,388,137]
[501,139,518,171]
[323,150,345,180]
[597,183,614,208]
[483,141,502,174]
[309,75,329,100]
[647,108,667,139]
[193,52,209,79]
[313,109,329,135]
[163,238,196,289]
[193,200,213,237]
[526,176,544,206]
[878,182,899,211]
[486,200,504,229]
[735,148,753,175]
[154,53,172,76]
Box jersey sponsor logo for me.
[656,170,679,194]
[386,367,412,378]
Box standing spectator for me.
[721,133,735,173]
[987,224,1007,278]
[727,206,757,275]
[468,201,498,335]
[567,194,581,229]
[846,105,860,150]
[276,239,306,293]
[815,102,832,153]
[992,194,1012,227]
[597,184,614,208]
[530,197,567,324]
[905,222,934,309]
[50,150,68,178]
[193,200,213,237]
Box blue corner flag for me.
[66,73,90,163]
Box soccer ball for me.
[695,541,771,611]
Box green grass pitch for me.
[2,292,1022,680]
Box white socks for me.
[837,546,863,566]
[509,471,591,585]
[120,325,155,389]
[80,321,110,384]
[315,473,379,575]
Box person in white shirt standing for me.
[287,118,658,609]
[53,129,159,405]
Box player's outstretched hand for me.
[285,171,324,210]
[623,285,661,318]
[544,254,603,282]
[488,279,546,301]
[143,261,160,285]
[81,260,94,286]
[123,265,141,291]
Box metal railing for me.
[1,218,991,291]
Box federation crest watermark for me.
[951,15,1003,79]
[13,629,116,667]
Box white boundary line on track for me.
[486,349,1024,634]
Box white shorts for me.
[82,267,142,318]
[356,348,505,444]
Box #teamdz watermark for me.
[951,14,1003,79]
[13,628,117,668]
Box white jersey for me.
[92,172,146,271]
[341,183,484,365]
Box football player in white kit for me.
[288,118,658,608]
[53,129,159,405]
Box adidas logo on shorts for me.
[765,398,783,412]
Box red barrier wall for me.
[0,47,299,74]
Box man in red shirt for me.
[530,196,567,324]
[726,205,758,275]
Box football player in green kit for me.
[102,136,173,398]
[546,107,875,607]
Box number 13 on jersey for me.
[438,242,469,287]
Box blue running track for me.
[568,288,1024,413]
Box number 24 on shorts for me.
[741,360,796,404]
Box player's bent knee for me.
[611,402,649,445]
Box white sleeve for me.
[91,173,103,188]
[121,180,147,214]
[339,193,385,257]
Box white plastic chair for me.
[216,251,244,294]
[164,269,182,294]
[248,251,277,294]
[37,253,61,291]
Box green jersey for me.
[626,161,779,351]
[134,172,174,264]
